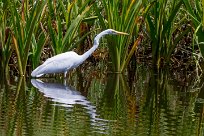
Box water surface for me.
[0,68,203,136]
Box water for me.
[0,68,203,136]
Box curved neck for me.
[81,31,109,61]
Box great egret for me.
[31,29,128,77]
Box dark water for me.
[0,68,203,136]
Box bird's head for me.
[93,29,129,45]
[105,29,129,35]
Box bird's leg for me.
[64,71,67,78]
[63,71,67,86]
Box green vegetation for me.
[0,0,203,77]
[95,0,142,72]
[145,0,184,66]
[183,0,204,55]
[11,0,47,76]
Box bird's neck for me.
[81,31,108,61]
[81,45,98,61]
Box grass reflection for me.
[0,69,203,135]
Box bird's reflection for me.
[31,79,100,120]
[31,79,110,133]
[31,79,111,133]
[31,79,90,108]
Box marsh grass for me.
[145,0,185,67]
[10,0,47,76]
[31,29,47,69]
[183,0,204,56]
[95,0,143,72]
[0,0,203,77]
[47,0,92,55]
[0,1,12,79]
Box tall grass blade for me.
[31,32,47,68]
[62,6,91,52]
[183,0,204,57]
[47,1,91,55]
[121,34,143,72]
[0,2,13,78]
[22,0,47,74]
[10,0,47,76]
[146,0,184,66]
[12,35,23,75]
[95,0,142,72]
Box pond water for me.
[0,67,203,136]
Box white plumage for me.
[31,51,82,77]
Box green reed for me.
[94,0,143,73]
[1,0,203,77]
[145,0,185,67]
[10,0,47,76]
[182,0,204,56]
[31,30,47,69]
[0,0,12,79]
[47,0,92,55]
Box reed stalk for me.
[183,0,204,57]
[95,0,142,72]
[10,0,47,76]
[145,0,183,67]
[0,0,12,78]
[47,0,92,55]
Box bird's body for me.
[31,51,83,77]
[31,29,128,77]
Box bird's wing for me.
[32,51,79,77]
[38,58,73,74]
[43,51,77,65]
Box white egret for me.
[31,29,128,77]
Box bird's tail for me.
[31,65,44,77]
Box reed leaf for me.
[31,32,47,68]
[47,16,58,54]
[145,0,183,66]
[62,6,91,52]
[10,0,47,75]
[95,0,142,72]
[183,0,204,57]
[22,0,47,74]
[47,0,92,55]
[121,34,143,72]
[0,2,13,78]
[12,34,23,75]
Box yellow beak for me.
[115,30,129,35]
